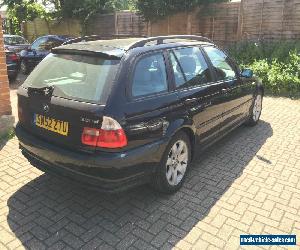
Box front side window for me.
[132,53,168,97]
[23,54,120,104]
[170,47,212,88]
[40,38,63,51]
[203,46,236,81]
[31,37,48,51]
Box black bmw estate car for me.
[16,35,264,193]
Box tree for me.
[1,0,137,34]
[51,0,136,21]
[136,0,229,22]
[2,0,48,34]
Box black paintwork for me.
[5,50,20,80]
[16,37,264,191]
[19,35,72,73]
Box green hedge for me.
[227,41,300,98]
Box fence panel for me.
[22,0,300,44]
[240,0,300,40]
[23,18,82,42]
[86,13,115,36]
[116,11,147,36]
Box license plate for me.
[34,114,69,136]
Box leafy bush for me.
[227,41,300,97]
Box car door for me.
[34,37,53,60]
[202,46,251,131]
[168,46,228,146]
[123,51,186,149]
[29,37,48,64]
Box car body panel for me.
[18,86,106,153]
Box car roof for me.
[4,34,24,38]
[37,35,72,40]
[53,37,214,59]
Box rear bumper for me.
[16,124,168,192]
[7,63,19,77]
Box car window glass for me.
[203,46,236,81]
[23,54,120,104]
[4,36,26,45]
[170,47,212,88]
[40,38,62,51]
[132,53,168,97]
[31,37,48,51]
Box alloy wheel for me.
[21,61,27,73]
[253,94,262,122]
[166,140,188,186]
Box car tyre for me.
[152,131,191,194]
[246,91,263,126]
[8,73,18,82]
[20,60,30,75]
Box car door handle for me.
[147,121,163,131]
[184,98,198,105]
[221,88,230,94]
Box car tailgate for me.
[17,86,105,153]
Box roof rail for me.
[127,35,214,50]
[63,34,146,45]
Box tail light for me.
[81,116,127,148]
[8,53,19,61]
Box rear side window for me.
[23,54,120,104]
[132,53,168,97]
[203,46,236,81]
[170,47,212,88]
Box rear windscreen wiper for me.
[28,86,54,97]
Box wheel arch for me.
[165,118,196,161]
[179,127,196,160]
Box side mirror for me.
[241,69,253,78]
[27,46,32,52]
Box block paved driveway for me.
[0,97,300,250]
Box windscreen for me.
[23,54,120,104]
[4,36,27,45]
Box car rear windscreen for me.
[23,54,120,104]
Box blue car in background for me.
[19,35,72,74]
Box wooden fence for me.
[22,18,82,42]
[86,11,147,36]
[149,2,240,46]
[23,0,300,44]
[239,0,300,40]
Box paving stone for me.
[0,97,300,249]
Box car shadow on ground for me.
[7,121,273,249]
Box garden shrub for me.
[227,41,300,97]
